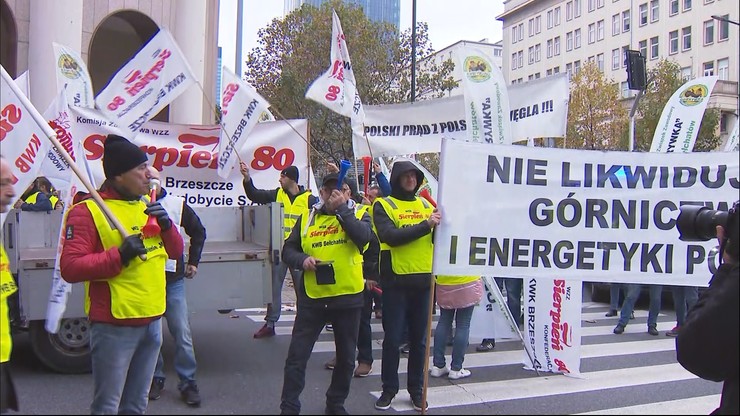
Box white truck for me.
[2,203,283,373]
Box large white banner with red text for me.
[95,28,196,134]
[68,106,313,206]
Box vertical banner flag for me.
[724,118,739,151]
[650,76,718,153]
[305,10,365,127]
[14,71,30,99]
[218,67,270,179]
[95,28,196,134]
[455,43,512,144]
[52,43,95,108]
[468,277,519,341]
[0,65,53,225]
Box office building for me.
[285,0,401,31]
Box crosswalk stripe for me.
[372,363,698,412]
[574,394,721,415]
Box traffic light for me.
[625,50,647,91]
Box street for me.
[7,289,722,415]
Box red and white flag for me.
[217,67,270,179]
[305,10,365,126]
[0,65,53,225]
[94,28,196,134]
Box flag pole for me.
[0,66,145,260]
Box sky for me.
[217,0,504,74]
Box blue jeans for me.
[609,283,625,311]
[90,320,162,415]
[380,285,430,397]
[671,286,699,327]
[433,305,474,371]
[494,277,523,327]
[266,261,301,324]
[356,290,374,365]
[154,279,197,390]
[618,284,662,327]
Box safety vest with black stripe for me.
[276,189,311,239]
[81,199,167,319]
[374,196,434,275]
[26,191,59,209]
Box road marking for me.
[574,394,721,415]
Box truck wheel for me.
[29,318,92,374]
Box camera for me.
[676,205,729,242]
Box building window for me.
[639,39,647,57]
[566,62,573,78]
[535,16,542,33]
[703,61,714,76]
[683,0,691,11]
[566,31,574,51]
[529,18,535,36]
[547,10,554,29]
[555,7,561,25]
[719,15,730,41]
[612,48,620,70]
[669,0,679,15]
[566,1,573,20]
[547,68,553,76]
[622,10,630,32]
[547,39,553,58]
[718,58,729,80]
[588,0,595,12]
[575,0,582,17]
[574,60,581,74]
[535,44,541,61]
[612,14,620,35]
[512,26,518,43]
[704,20,714,45]
[518,51,523,68]
[529,46,535,64]
[650,36,659,59]
[554,36,561,55]
[529,74,534,81]
[621,81,630,98]
[597,20,605,40]
[512,53,518,69]
[597,53,604,71]
[669,30,679,54]
[598,0,605,7]
[575,28,582,48]
[639,3,648,26]
[681,66,692,80]
[554,66,560,73]
[588,23,596,43]
[622,45,629,67]
[650,0,659,22]
[682,26,691,51]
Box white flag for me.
[52,43,95,108]
[305,10,365,124]
[455,44,512,145]
[650,76,718,153]
[95,28,196,133]
[0,65,53,225]
[724,117,739,152]
[217,67,270,179]
[14,70,30,99]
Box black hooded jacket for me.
[372,160,434,290]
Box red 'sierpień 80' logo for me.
[251,146,295,171]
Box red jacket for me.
[60,186,184,325]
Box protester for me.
[146,167,206,407]
[430,275,483,380]
[665,285,699,337]
[676,201,739,415]
[240,161,318,338]
[60,134,183,414]
[1,155,19,414]
[13,176,59,211]
[372,161,439,412]
[279,173,373,415]
[612,284,662,335]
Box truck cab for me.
[2,203,283,373]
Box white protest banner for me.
[0,65,53,225]
[305,10,365,123]
[456,43,511,144]
[468,277,519,342]
[52,43,95,108]
[95,28,196,134]
[650,76,718,153]
[354,76,568,158]
[433,138,739,286]
[725,118,739,152]
[68,106,311,206]
[14,71,29,98]
[522,277,582,375]
[218,67,270,179]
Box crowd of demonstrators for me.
[279,173,374,415]
[372,161,439,412]
[240,161,318,339]
[1,155,19,414]
[13,176,61,211]
[59,135,184,414]
[146,167,207,407]
[612,284,662,336]
[676,201,739,415]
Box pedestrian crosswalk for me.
[239,302,722,414]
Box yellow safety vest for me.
[25,191,59,209]
[300,209,364,299]
[82,199,167,319]
[436,275,480,285]
[374,197,434,275]
[276,189,311,239]
[1,246,17,363]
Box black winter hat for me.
[102,134,148,179]
[281,166,299,183]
